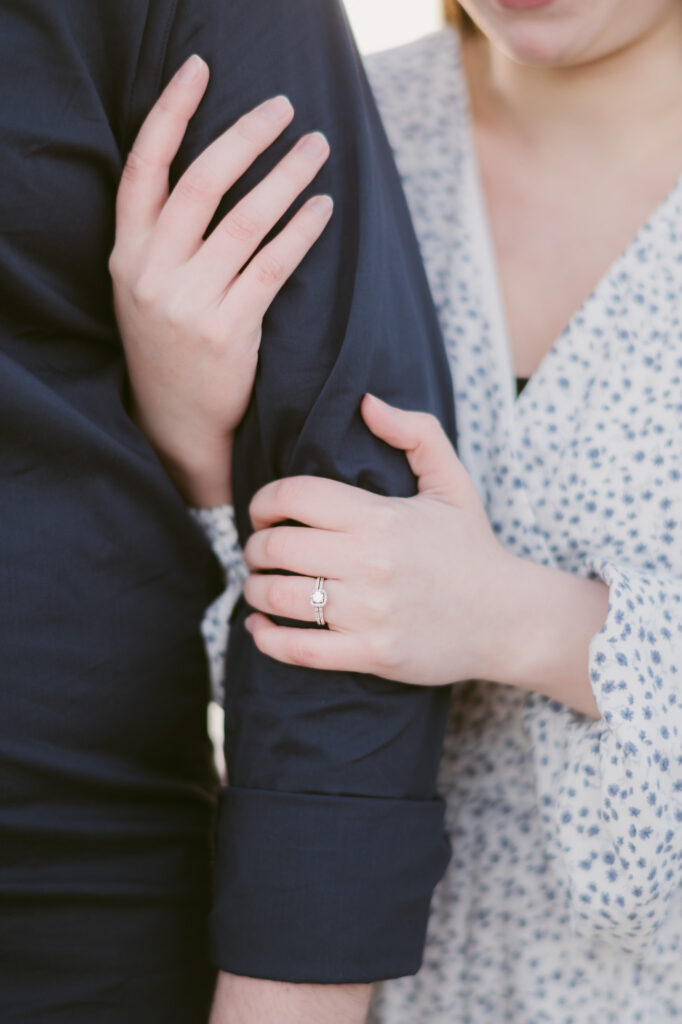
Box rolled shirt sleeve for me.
[136,0,458,982]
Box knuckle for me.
[365,552,394,587]
[120,148,149,183]
[278,157,308,191]
[274,476,305,510]
[252,250,287,287]
[287,634,317,668]
[156,95,180,118]
[130,272,159,309]
[234,112,266,146]
[264,529,285,566]
[372,503,401,538]
[365,589,392,623]
[195,315,226,352]
[369,633,402,673]
[266,578,290,614]
[222,207,262,243]
[291,214,319,246]
[108,248,124,282]
[421,412,442,439]
[176,170,213,204]
[164,299,189,332]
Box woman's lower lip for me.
[497,0,554,9]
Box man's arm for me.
[130,0,457,1000]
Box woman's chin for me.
[462,0,613,66]
[463,0,679,69]
[489,23,589,67]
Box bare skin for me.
[209,973,372,1024]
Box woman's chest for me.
[480,300,682,578]
[476,133,682,382]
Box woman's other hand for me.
[109,55,333,507]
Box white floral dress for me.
[196,26,682,1023]
[364,28,682,1024]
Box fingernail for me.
[176,54,205,83]
[259,95,294,121]
[309,194,334,217]
[297,132,329,159]
[365,393,386,407]
[244,616,255,634]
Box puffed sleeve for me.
[527,559,682,954]
[189,506,247,705]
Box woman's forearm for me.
[487,554,609,718]
[132,387,234,507]
[153,430,234,509]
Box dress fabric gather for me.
[361,28,682,1024]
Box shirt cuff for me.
[210,786,451,984]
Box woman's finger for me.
[248,474,380,533]
[361,394,465,502]
[227,193,334,323]
[190,131,330,293]
[245,613,365,673]
[115,55,210,241]
[243,574,353,629]
[153,95,295,264]
[243,525,351,579]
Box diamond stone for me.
[311,589,327,607]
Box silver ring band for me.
[310,577,328,627]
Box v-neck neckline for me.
[455,34,682,419]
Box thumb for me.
[361,393,466,502]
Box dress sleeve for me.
[137,0,458,984]
[188,506,247,705]
[527,558,682,955]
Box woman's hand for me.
[242,394,607,715]
[241,394,516,686]
[109,55,333,507]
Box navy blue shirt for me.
[0,0,456,1017]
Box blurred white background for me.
[343,0,443,54]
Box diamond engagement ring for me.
[310,577,328,627]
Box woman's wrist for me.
[165,442,234,509]
[482,553,608,718]
[167,455,233,509]
[152,430,234,508]
[129,395,234,507]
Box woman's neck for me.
[464,8,682,159]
